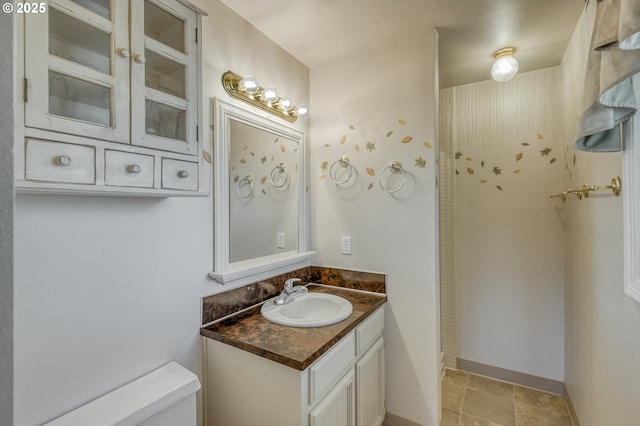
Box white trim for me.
[210,98,312,286]
[623,92,640,303]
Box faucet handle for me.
[284,278,302,290]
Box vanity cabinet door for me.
[24,0,130,143]
[356,337,385,426]
[309,369,355,426]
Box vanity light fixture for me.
[222,70,309,123]
[491,47,519,83]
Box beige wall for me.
[561,3,640,424]
[0,10,14,426]
[442,67,565,381]
[310,31,440,425]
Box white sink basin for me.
[261,292,353,327]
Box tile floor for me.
[441,369,574,426]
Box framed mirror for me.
[210,98,314,285]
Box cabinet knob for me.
[127,164,141,174]
[117,48,130,58]
[177,170,189,179]
[133,54,146,64]
[56,155,71,166]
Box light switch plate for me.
[277,232,285,249]
[341,236,352,255]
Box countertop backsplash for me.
[201,266,386,326]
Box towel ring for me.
[378,161,406,193]
[270,163,290,188]
[329,155,355,185]
[237,175,254,198]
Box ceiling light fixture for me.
[222,71,308,122]
[491,47,519,83]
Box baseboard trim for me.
[456,358,564,395]
[563,383,581,426]
[382,412,422,426]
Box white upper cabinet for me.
[17,0,206,196]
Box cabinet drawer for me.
[104,150,154,188]
[357,307,384,356]
[25,139,95,184]
[161,158,198,191]
[309,332,356,404]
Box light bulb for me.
[239,75,259,94]
[296,104,309,116]
[261,87,278,103]
[491,53,518,83]
[278,97,294,111]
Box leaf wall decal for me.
[497,185,503,191]
[261,177,267,184]
[455,151,463,159]
[355,144,360,152]
[349,125,355,130]
[481,161,485,168]
[492,166,502,175]
[480,179,487,183]
[522,142,530,146]
[401,136,413,143]
[550,158,557,164]
[424,142,432,148]
[540,147,551,156]
[340,135,347,144]
[467,168,474,175]
[366,168,376,176]
[466,157,473,161]
[386,131,394,137]
[203,150,212,164]
[320,175,326,180]
[513,169,522,174]
[367,183,374,190]
[240,159,246,164]
[366,142,376,152]
[537,133,544,139]
[324,144,331,147]
[280,145,286,152]
[516,152,523,161]
[261,156,267,164]
[415,156,426,168]
[398,119,406,124]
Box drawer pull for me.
[117,48,130,58]
[177,170,190,179]
[133,54,146,64]
[127,164,142,174]
[56,155,71,166]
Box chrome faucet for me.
[273,278,308,305]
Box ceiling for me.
[219,0,586,88]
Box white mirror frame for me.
[209,98,314,286]
[623,102,640,303]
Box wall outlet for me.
[341,236,352,255]
[277,232,285,249]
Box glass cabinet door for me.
[24,0,130,143]
[130,0,198,156]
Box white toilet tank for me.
[44,362,201,426]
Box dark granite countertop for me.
[200,284,386,371]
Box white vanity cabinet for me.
[15,0,206,196]
[203,306,385,426]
